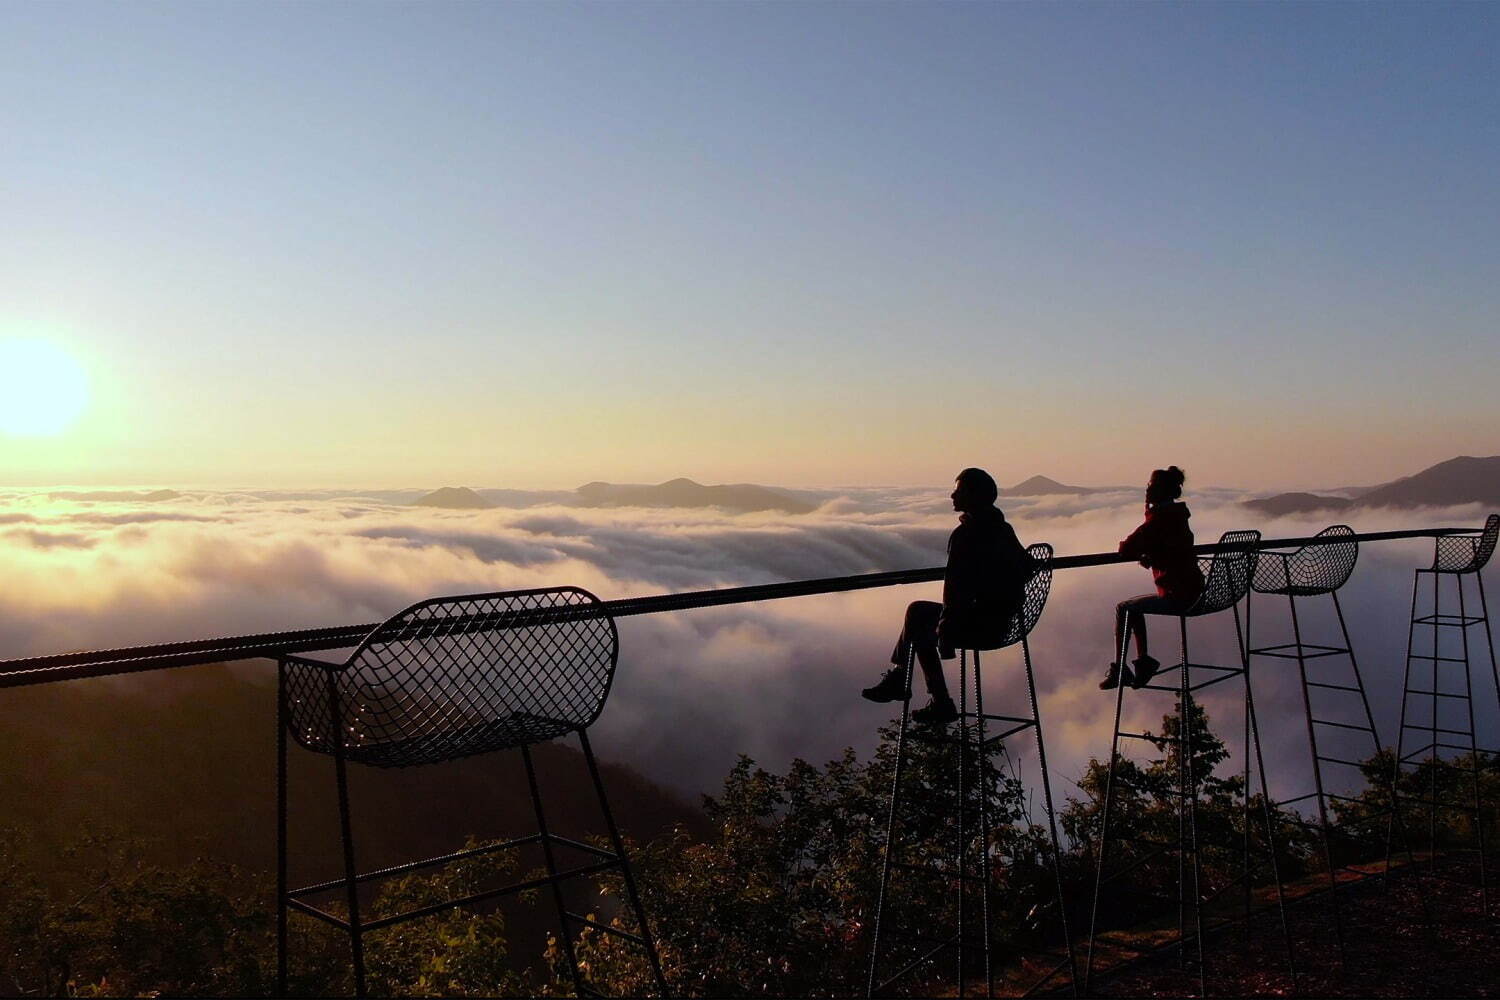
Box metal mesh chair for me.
[1432,513,1500,574]
[1253,525,1359,597]
[1247,526,1400,967]
[1086,530,1294,995]
[868,544,1077,997]
[277,586,667,997]
[1387,514,1500,915]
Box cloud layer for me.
[1,485,1495,816]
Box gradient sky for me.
[2,1,1496,489]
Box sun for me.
[0,340,90,436]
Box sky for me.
[1,1,1497,488]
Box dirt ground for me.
[1080,857,1499,997]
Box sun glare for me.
[0,340,90,436]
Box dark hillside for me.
[0,663,705,885]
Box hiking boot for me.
[911,696,959,725]
[1099,662,1135,690]
[1129,655,1162,689]
[861,667,911,703]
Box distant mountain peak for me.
[1354,454,1500,509]
[413,486,494,510]
[1000,475,1115,497]
[573,478,814,514]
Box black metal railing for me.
[0,527,1464,689]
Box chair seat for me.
[1253,584,1333,597]
[325,713,577,769]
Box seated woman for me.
[1100,466,1205,690]
[862,467,1032,723]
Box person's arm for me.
[1119,516,1155,566]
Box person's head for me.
[951,467,998,513]
[1146,466,1186,505]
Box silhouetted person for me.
[1100,465,1205,690]
[863,468,1032,723]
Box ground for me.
[1072,856,1499,998]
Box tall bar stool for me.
[1085,530,1293,996]
[276,586,668,998]
[1386,513,1500,913]
[1247,525,1396,963]
[866,543,1075,998]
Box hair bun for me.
[1148,466,1186,501]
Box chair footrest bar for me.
[1392,797,1481,812]
[1316,755,1368,768]
[875,938,953,994]
[1190,671,1242,692]
[289,834,540,897]
[566,911,645,945]
[1405,689,1468,698]
[1413,614,1485,626]
[1409,654,1469,663]
[986,722,1036,744]
[1315,718,1378,731]
[1306,681,1364,692]
[361,859,621,932]
[890,861,987,883]
[1251,641,1348,657]
[284,896,352,931]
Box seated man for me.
[862,467,1032,723]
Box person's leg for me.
[867,600,943,703]
[900,601,948,700]
[1104,595,1161,689]
[1123,594,1185,688]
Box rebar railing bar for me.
[0,527,1468,688]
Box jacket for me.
[1118,501,1205,603]
[938,505,1032,653]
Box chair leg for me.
[1458,575,1490,915]
[1021,637,1078,996]
[1179,617,1207,995]
[277,660,290,996]
[1289,593,1347,963]
[1083,624,1133,993]
[1478,571,1500,756]
[577,729,670,996]
[1386,570,1424,886]
[868,646,916,998]
[971,650,995,999]
[1235,601,1295,982]
[523,744,585,997]
[956,650,968,997]
[327,672,366,998]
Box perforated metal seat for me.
[276,587,666,998]
[1432,513,1500,574]
[869,544,1077,998]
[282,588,615,768]
[1253,525,1359,597]
[1184,528,1259,616]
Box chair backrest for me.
[1252,524,1358,594]
[284,587,617,766]
[1188,530,1260,615]
[1434,514,1500,574]
[995,543,1053,648]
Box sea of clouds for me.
[1,484,1496,815]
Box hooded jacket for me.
[938,505,1032,653]
[1118,501,1205,603]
